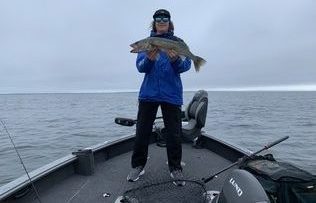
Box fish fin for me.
[193,56,206,72]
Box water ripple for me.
[0,91,315,187]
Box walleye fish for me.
[130,37,206,72]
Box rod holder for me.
[72,148,95,175]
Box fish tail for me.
[193,56,206,72]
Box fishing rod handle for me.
[265,136,289,149]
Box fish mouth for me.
[130,49,138,53]
[130,48,138,53]
[130,44,138,53]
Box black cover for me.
[217,169,270,203]
[239,154,316,203]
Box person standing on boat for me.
[127,9,191,186]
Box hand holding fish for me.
[147,48,159,61]
[167,49,179,62]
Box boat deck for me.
[11,143,234,203]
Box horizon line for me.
[1,85,316,95]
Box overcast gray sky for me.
[1,0,315,93]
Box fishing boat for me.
[0,90,315,203]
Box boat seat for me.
[155,90,208,146]
[182,90,208,142]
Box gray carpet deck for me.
[15,143,234,203]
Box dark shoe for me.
[170,170,185,186]
[127,166,145,182]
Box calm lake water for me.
[0,91,315,186]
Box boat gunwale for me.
[0,133,250,201]
[0,134,135,201]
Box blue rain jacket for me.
[136,31,191,105]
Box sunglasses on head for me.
[155,17,170,23]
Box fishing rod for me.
[202,135,289,183]
[0,120,42,203]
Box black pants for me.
[131,101,182,172]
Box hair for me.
[150,20,174,32]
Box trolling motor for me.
[115,116,166,147]
[115,117,136,126]
[115,116,164,127]
[208,169,270,203]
